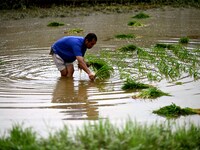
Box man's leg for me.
[60,64,74,77]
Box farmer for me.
[50,33,97,81]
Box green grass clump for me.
[1,120,200,150]
[86,56,113,80]
[132,12,150,19]
[115,34,135,39]
[128,20,142,27]
[122,78,151,90]
[179,36,189,44]
[134,87,171,99]
[118,44,139,52]
[47,22,64,27]
[153,103,198,118]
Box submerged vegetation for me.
[1,120,200,150]
[47,21,64,27]
[153,103,199,118]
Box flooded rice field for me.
[0,7,200,136]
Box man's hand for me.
[88,72,95,81]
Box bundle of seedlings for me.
[118,44,140,52]
[133,87,171,99]
[128,20,143,27]
[86,55,113,80]
[153,103,199,118]
[122,78,151,91]
[115,34,135,39]
[47,22,64,27]
[132,12,150,19]
[64,28,83,34]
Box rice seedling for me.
[122,78,152,90]
[179,36,189,44]
[133,87,171,99]
[86,55,113,80]
[0,59,4,65]
[175,82,183,85]
[118,44,139,52]
[64,28,83,34]
[115,34,135,39]
[1,120,200,150]
[153,103,198,118]
[47,21,64,27]
[128,20,142,27]
[154,43,175,49]
[132,12,150,19]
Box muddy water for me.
[0,7,200,136]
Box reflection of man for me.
[52,77,98,120]
[50,33,97,81]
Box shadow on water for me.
[51,77,99,120]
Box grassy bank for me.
[0,120,200,150]
[0,0,200,9]
[0,2,199,20]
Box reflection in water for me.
[52,77,99,120]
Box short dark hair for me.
[85,33,97,42]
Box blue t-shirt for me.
[52,36,87,63]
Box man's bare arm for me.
[76,56,95,80]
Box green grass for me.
[122,78,151,90]
[153,103,198,118]
[115,34,135,39]
[128,20,143,27]
[1,120,200,150]
[134,87,171,99]
[47,21,64,27]
[132,12,150,19]
[179,36,189,44]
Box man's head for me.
[84,33,97,49]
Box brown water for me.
[0,7,200,136]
